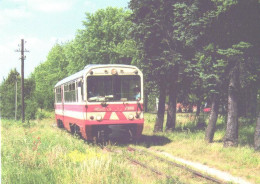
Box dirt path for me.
[156,151,251,184]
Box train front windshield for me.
[87,75,141,102]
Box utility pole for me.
[15,75,17,121]
[15,39,29,122]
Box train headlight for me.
[111,69,118,75]
[128,114,134,120]
[96,115,102,121]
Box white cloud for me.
[0,6,31,27]
[5,7,31,18]
[0,0,76,29]
[27,0,76,13]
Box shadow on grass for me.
[107,134,171,148]
[138,134,172,147]
[55,125,170,148]
[173,122,207,133]
[66,115,256,148]
[90,133,172,149]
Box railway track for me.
[102,146,226,184]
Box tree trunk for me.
[238,88,246,117]
[195,99,203,128]
[166,66,178,131]
[254,111,260,151]
[154,77,167,132]
[196,100,201,117]
[249,85,257,119]
[224,64,239,147]
[205,94,219,143]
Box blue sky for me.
[0,0,129,82]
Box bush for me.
[25,99,38,120]
[36,110,54,120]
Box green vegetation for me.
[1,1,259,149]
[1,118,136,184]
[141,113,260,184]
[2,114,259,183]
[129,0,260,148]
[1,3,260,183]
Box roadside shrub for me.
[36,110,54,120]
[25,99,38,120]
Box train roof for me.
[54,64,139,88]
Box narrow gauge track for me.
[102,146,172,180]
[102,146,226,184]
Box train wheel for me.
[57,119,64,128]
[93,136,98,145]
[129,129,137,144]
[75,125,82,138]
[97,130,109,146]
[69,123,76,135]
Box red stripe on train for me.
[115,112,127,120]
[103,112,112,120]
[55,103,143,112]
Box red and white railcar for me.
[54,64,144,141]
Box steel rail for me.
[125,157,173,180]
[102,147,173,180]
[128,146,226,184]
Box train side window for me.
[55,87,62,103]
[64,81,77,102]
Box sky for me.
[0,0,130,82]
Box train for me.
[54,64,144,142]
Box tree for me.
[24,75,37,120]
[193,0,260,145]
[0,69,37,120]
[0,69,20,119]
[197,43,227,143]
[130,0,197,132]
[130,0,172,132]
[33,8,139,110]
[66,7,137,75]
[255,111,260,150]
[166,66,179,131]
[213,0,260,146]
[34,43,69,110]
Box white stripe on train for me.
[55,109,143,121]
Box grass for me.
[140,113,260,184]
[1,112,260,184]
[1,118,135,184]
